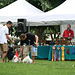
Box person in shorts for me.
[19,32,38,64]
[0,21,15,63]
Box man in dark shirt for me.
[19,32,38,64]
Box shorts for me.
[23,45,37,56]
[0,43,8,52]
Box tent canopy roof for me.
[46,0,75,15]
[0,0,75,26]
[34,0,75,22]
[0,0,43,16]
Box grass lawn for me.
[0,59,75,75]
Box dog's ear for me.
[13,57,16,59]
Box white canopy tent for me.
[29,0,75,24]
[0,0,75,24]
[0,0,44,16]
[44,0,75,16]
[18,0,75,26]
[0,0,44,26]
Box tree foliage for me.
[26,0,65,11]
[0,0,17,8]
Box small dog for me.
[23,55,33,64]
[12,55,21,63]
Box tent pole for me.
[28,22,30,32]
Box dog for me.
[12,55,21,63]
[23,55,33,64]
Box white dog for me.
[12,55,21,63]
[23,55,33,64]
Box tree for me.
[0,0,17,9]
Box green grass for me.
[0,59,75,75]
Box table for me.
[48,45,75,61]
[37,46,50,59]
[30,46,50,59]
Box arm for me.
[6,34,15,43]
[71,30,74,38]
[35,35,38,47]
[63,31,65,37]
[19,46,23,57]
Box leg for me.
[1,51,8,63]
[30,45,37,64]
[23,45,29,58]
[32,56,35,64]
[1,43,8,63]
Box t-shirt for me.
[0,25,9,44]
[20,33,35,46]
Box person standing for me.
[0,21,15,63]
[19,32,38,64]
